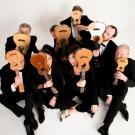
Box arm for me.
[30,36,39,53]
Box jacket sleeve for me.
[31,36,39,53]
[1,65,15,94]
[125,60,135,87]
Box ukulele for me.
[30,53,58,95]
[71,10,82,41]
[113,57,128,85]
[75,48,93,93]
[88,22,106,68]
[54,24,71,57]
[13,33,31,55]
[6,50,25,93]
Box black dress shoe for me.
[30,115,38,130]
[24,121,34,135]
[121,108,129,121]
[12,108,24,117]
[38,109,45,123]
[88,111,95,118]
[120,103,129,121]
[98,126,109,135]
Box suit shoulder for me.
[108,40,117,49]
[31,35,37,39]
[1,63,10,74]
[30,35,37,42]
[82,15,89,19]
[60,17,71,24]
[128,58,135,65]
[6,36,13,41]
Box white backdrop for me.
[0,0,135,135]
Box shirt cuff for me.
[11,83,16,92]
[107,95,112,97]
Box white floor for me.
[0,88,135,135]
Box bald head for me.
[115,44,130,61]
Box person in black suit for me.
[93,25,118,104]
[5,23,39,64]
[98,45,135,135]
[60,5,93,48]
[93,25,127,121]
[58,44,99,121]
[33,44,64,124]
[0,51,40,135]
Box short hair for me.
[19,23,31,32]
[107,25,118,37]
[118,44,130,52]
[72,5,83,12]
[66,44,80,57]
[50,24,57,32]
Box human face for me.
[115,47,129,61]
[19,27,30,34]
[45,53,52,68]
[102,26,115,42]
[68,53,77,67]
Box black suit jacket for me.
[5,35,39,63]
[62,61,98,105]
[95,40,117,99]
[0,63,39,95]
[112,58,135,99]
[60,15,93,47]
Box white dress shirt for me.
[11,71,23,92]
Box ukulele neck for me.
[42,69,50,81]
[81,67,85,80]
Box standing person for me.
[98,45,135,135]
[5,23,39,63]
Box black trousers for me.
[58,88,93,113]
[24,90,37,124]
[103,87,128,130]
[34,89,54,111]
[0,91,25,117]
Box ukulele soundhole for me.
[41,67,45,71]
[82,63,86,68]
[119,67,123,70]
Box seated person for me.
[32,44,64,124]
[5,23,39,64]
[98,45,135,135]
[0,50,40,135]
[58,44,99,121]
